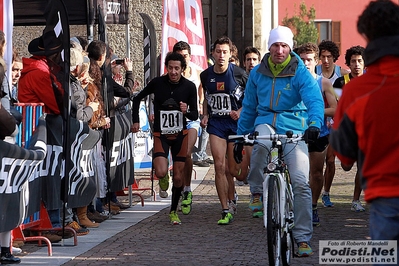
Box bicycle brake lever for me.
[246,139,255,146]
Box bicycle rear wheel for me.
[267,174,281,266]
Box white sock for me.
[12,246,22,254]
[323,191,329,195]
[184,186,191,192]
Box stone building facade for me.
[12,0,274,86]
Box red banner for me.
[161,0,208,75]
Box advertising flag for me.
[161,0,208,74]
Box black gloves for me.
[233,142,244,164]
[304,126,320,144]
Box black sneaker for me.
[193,160,210,167]
[0,252,21,264]
[205,158,214,164]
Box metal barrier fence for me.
[14,103,44,147]
[12,103,77,256]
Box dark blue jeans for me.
[48,209,61,228]
[369,198,399,266]
[369,197,399,241]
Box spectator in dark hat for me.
[18,31,64,114]
[18,30,69,242]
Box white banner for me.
[133,101,152,169]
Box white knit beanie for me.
[268,26,294,50]
[70,47,84,68]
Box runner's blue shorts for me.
[187,120,201,136]
[207,117,237,142]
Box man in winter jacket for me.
[236,26,324,257]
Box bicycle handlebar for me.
[228,132,303,144]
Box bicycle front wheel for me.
[267,174,281,266]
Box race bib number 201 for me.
[160,110,183,134]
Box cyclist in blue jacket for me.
[236,26,324,257]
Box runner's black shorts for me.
[153,130,188,162]
[308,135,329,153]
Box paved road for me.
[18,165,369,265]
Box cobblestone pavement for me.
[20,165,369,265]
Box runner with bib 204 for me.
[200,36,249,225]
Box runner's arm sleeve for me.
[185,83,198,121]
[132,83,154,123]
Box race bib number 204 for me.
[209,93,231,115]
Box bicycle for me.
[229,131,303,266]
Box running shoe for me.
[159,173,169,191]
[296,242,313,257]
[169,211,181,225]
[205,158,214,164]
[159,174,169,198]
[252,211,264,218]
[312,208,320,227]
[0,252,21,264]
[237,180,245,186]
[249,193,263,212]
[228,200,237,214]
[322,193,334,207]
[217,212,233,225]
[351,200,365,212]
[181,191,193,215]
[159,188,168,198]
[181,191,192,205]
[193,160,210,167]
